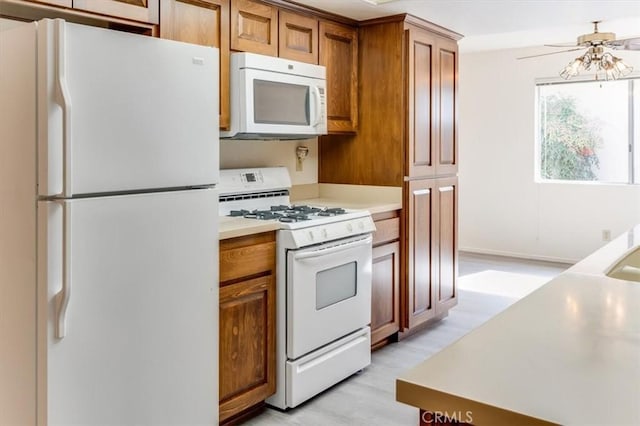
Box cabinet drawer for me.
[372,218,399,246]
[220,240,275,283]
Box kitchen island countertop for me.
[396,224,640,425]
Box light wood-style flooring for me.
[243,253,571,426]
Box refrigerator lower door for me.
[37,188,218,425]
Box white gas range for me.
[219,167,375,410]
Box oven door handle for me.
[293,235,372,260]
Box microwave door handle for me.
[293,235,372,261]
[311,86,322,127]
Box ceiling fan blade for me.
[517,48,584,60]
[607,36,640,51]
[544,43,578,48]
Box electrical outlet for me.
[602,229,611,241]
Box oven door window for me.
[254,80,310,125]
[287,235,372,360]
[316,262,357,310]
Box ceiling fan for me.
[519,21,640,80]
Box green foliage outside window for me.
[539,94,602,180]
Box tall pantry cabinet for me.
[318,14,461,336]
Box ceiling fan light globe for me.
[613,58,633,77]
[560,59,582,79]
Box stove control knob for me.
[308,231,314,241]
[347,223,353,232]
[322,229,328,238]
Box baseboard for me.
[459,246,577,265]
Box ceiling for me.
[289,0,640,51]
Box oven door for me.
[287,234,372,360]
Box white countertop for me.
[218,216,280,240]
[396,225,640,426]
[219,184,402,240]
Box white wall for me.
[220,138,318,185]
[459,46,640,263]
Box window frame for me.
[535,75,639,185]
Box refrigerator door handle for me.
[54,20,73,198]
[55,201,72,339]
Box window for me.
[536,78,639,184]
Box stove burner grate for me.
[228,205,347,222]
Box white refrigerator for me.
[0,19,219,425]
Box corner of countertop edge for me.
[396,379,559,426]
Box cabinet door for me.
[24,0,71,6]
[219,274,276,423]
[435,177,458,312]
[403,179,436,329]
[406,27,436,178]
[319,20,358,133]
[435,37,458,175]
[371,241,400,346]
[72,0,159,24]
[278,10,318,64]
[160,0,230,130]
[230,0,277,56]
[218,233,275,422]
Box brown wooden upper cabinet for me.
[278,10,318,64]
[230,0,277,56]
[72,0,159,24]
[407,28,436,178]
[24,0,71,6]
[435,36,458,176]
[406,23,458,177]
[160,0,231,130]
[318,15,459,185]
[319,20,358,133]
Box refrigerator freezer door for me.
[37,19,219,197]
[37,189,218,425]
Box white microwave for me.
[221,52,327,140]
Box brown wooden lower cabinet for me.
[371,211,401,348]
[219,232,276,424]
[402,177,458,332]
